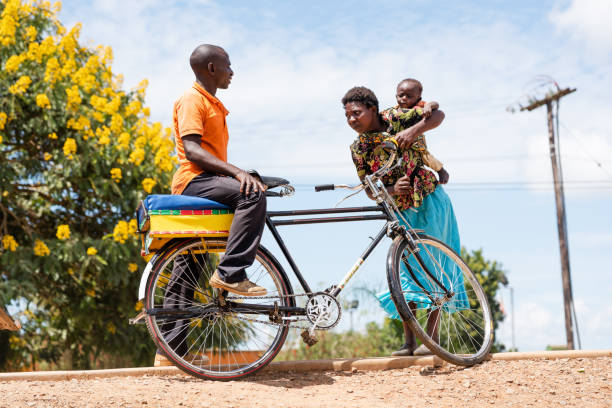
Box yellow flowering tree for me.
[0,0,175,369]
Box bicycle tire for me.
[144,238,293,380]
[386,234,493,366]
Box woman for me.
[342,86,466,356]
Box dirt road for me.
[1,357,610,407]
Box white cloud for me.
[551,0,612,51]
[59,1,612,188]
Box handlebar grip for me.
[314,184,335,192]
[381,138,398,152]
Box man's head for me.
[396,78,422,109]
[189,44,233,89]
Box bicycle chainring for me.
[305,292,342,330]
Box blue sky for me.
[59,0,612,351]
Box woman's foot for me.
[391,343,417,357]
[413,344,433,356]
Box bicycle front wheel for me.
[144,238,293,380]
[386,234,493,365]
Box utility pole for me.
[520,87,577,350]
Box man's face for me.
[396,81,421,108]
[345,102,377,134]
[213,52,233,89]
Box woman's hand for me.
[392,175,413,195]
[395,109,445,149]
[437,167,449,184]
[395,127,419,149]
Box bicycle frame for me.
[223,146,455,318]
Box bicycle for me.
[131,139,493,380]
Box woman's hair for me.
[341,86,379,111]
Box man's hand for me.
[234,170,267,195]
[437,167,449,184]
[392,175,413,195]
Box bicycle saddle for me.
[247,169,290,189]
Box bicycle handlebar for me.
[314,184,335,192]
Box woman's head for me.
[342,86,383,134]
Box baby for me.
[381,78,449,184]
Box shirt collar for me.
[192,82,229,115]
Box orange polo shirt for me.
[171,82,229,195]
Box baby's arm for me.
[422,101,440,119]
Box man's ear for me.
[207,61,215,74]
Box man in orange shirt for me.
[171,44,267,297]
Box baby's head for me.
[395,78,423,109]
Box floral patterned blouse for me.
[349,108,438,210]
[381,105,429,153]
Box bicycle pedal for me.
[300,330,318,347]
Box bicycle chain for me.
[223,291,341,331]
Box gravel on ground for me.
[1,357,610,407]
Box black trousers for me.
[161,173,267,356]
[182,173,267,283]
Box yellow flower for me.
[128,148,145,166]
[0,135,3,144]
[44,57,60,83]
[128,219,138,235]
[0,112,7,130]
[25,25,37,41]
[2,234,18,252]
[56,224,70,240]
[85,288,96,297]
[134,301,143,312]
[96,126,111,146]
[43,152,52,161]
[65,85,81,111]
[67,268,74,276]
[112,220,128,243]
[67,116,90,131]
[110,114,123,133]
[8,76,32,95]
[4,54,25,73]
[63,137,76,158]
[117,132,130,150]
[86,246,97,256]
[48,132,58,139]
[2,191,8,197]
[107,322,117,334]
[142,178,156,193]
[125,100,141,116]
[128,263,138,273]
[33,240,50,256]
[110,168,122,182]
[36,94,51,109]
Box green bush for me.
[0,0,175,369]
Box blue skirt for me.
[377,186,469,319]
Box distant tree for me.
[0,0,176,369]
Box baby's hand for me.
[437,167,449,184]
[422,102,439,119]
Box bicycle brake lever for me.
[333,186,364,208]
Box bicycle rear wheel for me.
[144,238,292,380]
[386,234,493,365]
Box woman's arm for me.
[395,109,445,149]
